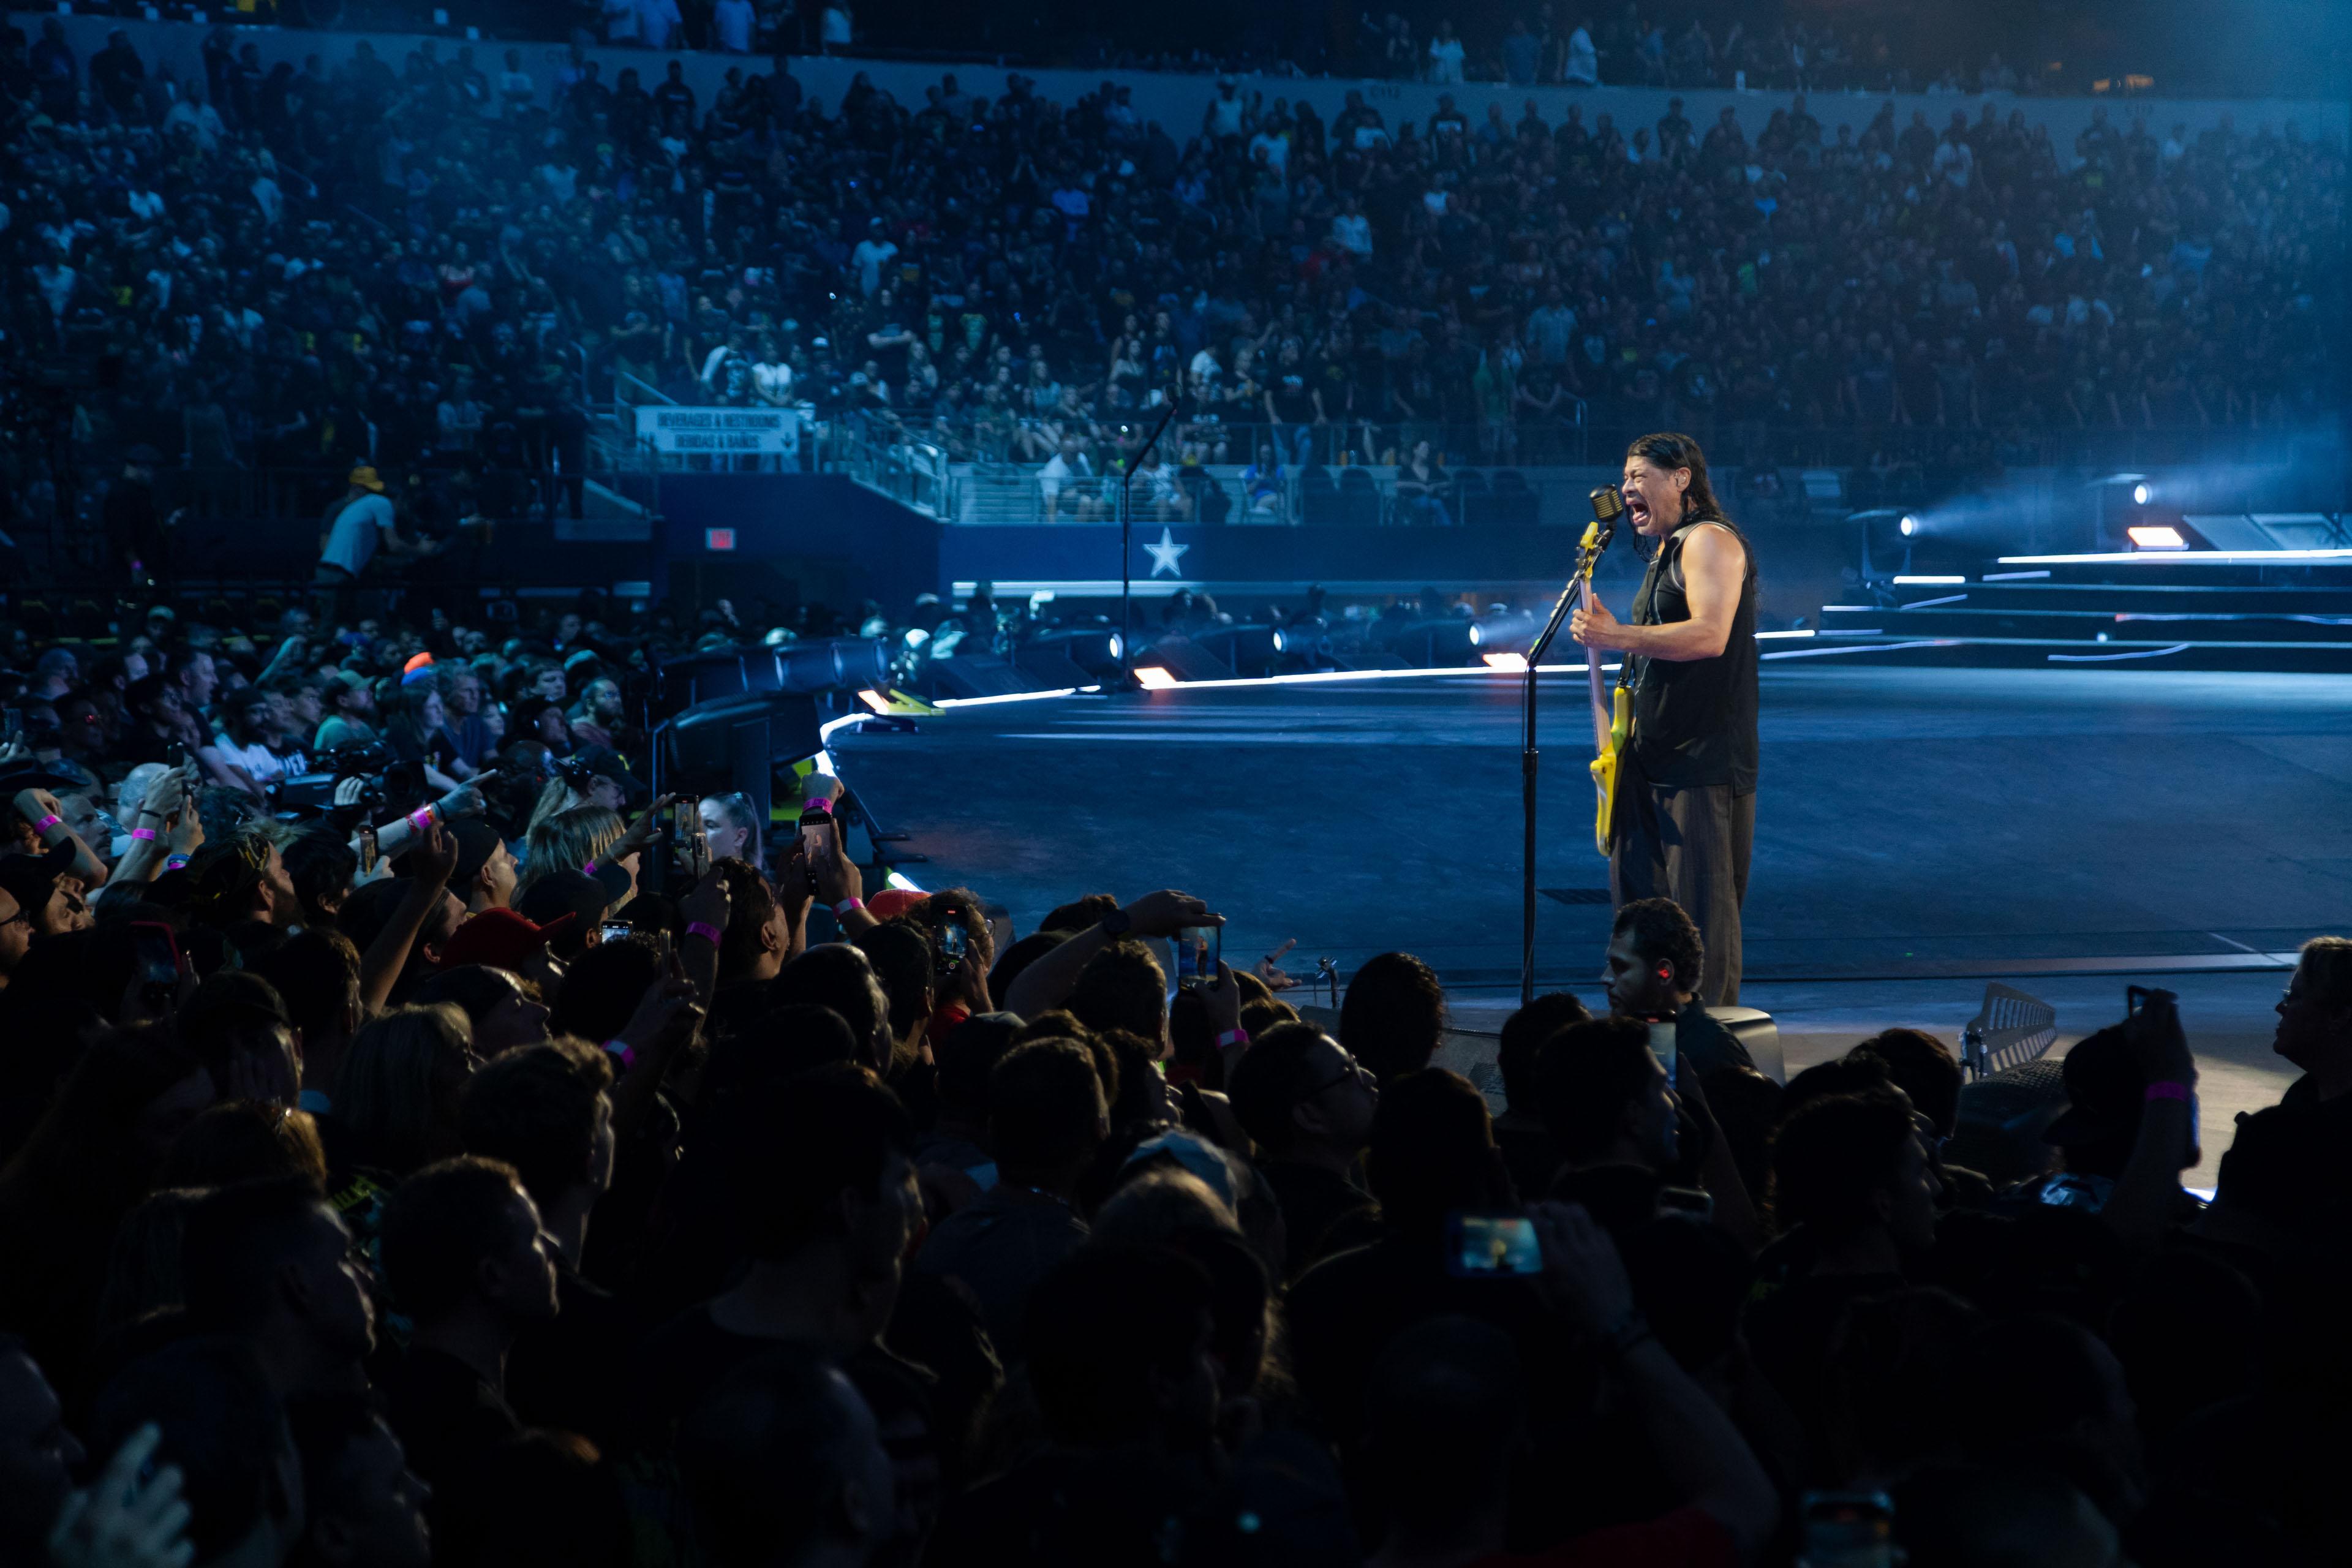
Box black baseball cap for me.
[571,745,647,800]
[447,819,506,888]
[518,869,622,936]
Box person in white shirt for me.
[202,688,292,799]
[1204,78,1245,140]
[1427,20,1466,84]
[636,0,684,50]
[1330,198,1373,258]
[1566,21,1599,85]
[498,48,535,113]
[850,219,898,297]
[752,339,796,405]
[1037,436,1102,521]
[701,331,749,393]
[1134,451,1191,521]
[1247,126,1289,175]
[714,0,755,50]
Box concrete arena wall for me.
[25,12,2348,156]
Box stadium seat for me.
[1300,465,1342,526]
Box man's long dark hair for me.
[1626,431,1730,526]
[1626,432,1754,587]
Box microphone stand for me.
[1519,499,1619,1007]
[1110,394,1185,692]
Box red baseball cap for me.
[439,907,574,973]
[865,888,928,921]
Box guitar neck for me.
[1580,574,1611,753]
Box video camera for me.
[269,740,427,823]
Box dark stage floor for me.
[832,663,2352,997]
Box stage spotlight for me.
[2132,483,2151,506]
[1898,515,1919,537]
[2127,525,2187,550]
[1023,627,1125,674]
[1468,609,1540,654]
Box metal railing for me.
[943,461,1571,527]
[832,415,957,519]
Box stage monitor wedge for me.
[659,639,894,709]
[663,692,824,842]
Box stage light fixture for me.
[858,690,891,713]
[1898,515,1919,537]
[1134,666,1180,689]
[2132,483,2151,506]
[2127,525,2187,549]
[1467,610,1540,654]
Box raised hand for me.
[47,1423,194,1568]
[1121,889,1221,938]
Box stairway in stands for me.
[1811,533,2352,673]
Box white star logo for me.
[1144,526,1189,579]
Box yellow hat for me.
[348,466,386,493]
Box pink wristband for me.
[603,1039,637,1070]
[130,827,159,843]
[832,897,864,917]
[409,807,434,832]
[685,921,723,944]
[1216,1028,1249,1049]
[2144,1080,2192,1104]
[34,814,60,834]
[582,859,598,874]
[165,856,189,871]
[804,797,832,814]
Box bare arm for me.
[111,766,199,885]
[359,821,457,1014]
[2103,990,2195,1246]
[1003,889,1218,1019]
[15,788,108,888]
[675,870,730,1005]
[1571,522,1746,662]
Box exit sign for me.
[704,528,737,552]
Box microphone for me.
[1584,485,1624,552]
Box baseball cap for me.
[517,869,620,937]
[447,820,506,888]
[349,465,387,493]
[865,888,929,922]
[439,907,573,973]
[0,842,75,919]
[570,745,647,800]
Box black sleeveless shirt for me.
[1627,518,1759,793]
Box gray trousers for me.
[1610,764,1755,1006]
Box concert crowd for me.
[0,586,2345,1568]
[2,20,2342,551]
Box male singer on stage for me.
[1570,433,1758,1005]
